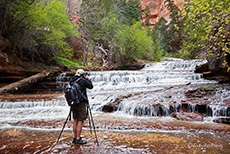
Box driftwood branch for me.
[0,67,61,94]
[95,45,109,67]
[96,46,108,56]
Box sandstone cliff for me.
[141,0,183,28]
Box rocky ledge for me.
[99,85,230,124]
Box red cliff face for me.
[140,0,183,28]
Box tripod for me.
[56,108,71,143]
[87,102,99,146]
[56,103,99,146]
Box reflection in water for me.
[0,59,230,153]
[0,128,229,153]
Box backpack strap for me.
[75,77,82,83]
[74,82,88,102]
[70,77,82,85]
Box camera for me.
[84,73,88,76]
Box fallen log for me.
[0,67,61,94]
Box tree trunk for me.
[86,39,90,66]
[0,67,61,94]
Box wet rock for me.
[185,87,216,98]
[213,118,230,124]
[112,64,145,70]
[172,112,204,121]
[102,97,122,112]
[102,93,140,112]
[181,103,208,114]
[195,63,209,73]
[195,60,229,83]
[195,64,227,81]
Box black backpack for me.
[64,78,87,106]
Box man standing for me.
[70,69,93,145]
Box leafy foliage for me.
[79,0,146,65]
[0,0,78,62]
[153,18,169,56]
[181,0,230,60]
[150,27,163,62]
[144,5,151,29]
[149,0,183,58]
[116,22,153,63]
[124,0,142,26]
[1,0,203,68]
[165,0,183,53]
[112,0,127,26]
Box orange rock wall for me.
[140,0,183,28]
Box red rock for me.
[140,0,183,28]
[172,112,204,121]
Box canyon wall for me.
[141,0,183,28]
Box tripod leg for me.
[56,110,71,143]
[88,103,99,146]
[87,105,92,134]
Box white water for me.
[0,58,229,129]
[143,58,207,71]
[87,58,229,119]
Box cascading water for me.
[1,58,230,153]
[0,99,69,130]
[85,58,230,120]
[0,58,229,127]
[143,58,207,71]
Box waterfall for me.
[56,59,213,92]
[207,106,230,117]
[0,98,68,123]
[188,103,197,112]
[117,100,182,117]
[1,58,229,128]
[55,58,228,120]
[143,58,207,71]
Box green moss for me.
[53,57,79,67]
[126,94,132,98]
[198,87,216,95]
[134,92,141,96]
[30,68,41,72]
[91,62,101,67]
[73,60,83,66]
[121,93,134,99]
[158,104,164,109]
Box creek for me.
[0,58,230,153]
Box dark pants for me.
[71,102,87,121]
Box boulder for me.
[101,97,122,112]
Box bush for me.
[116,22,153,63]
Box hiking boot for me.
[73,137,87,145]
[72,138,76,144]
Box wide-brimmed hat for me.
[76,69,85,76]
